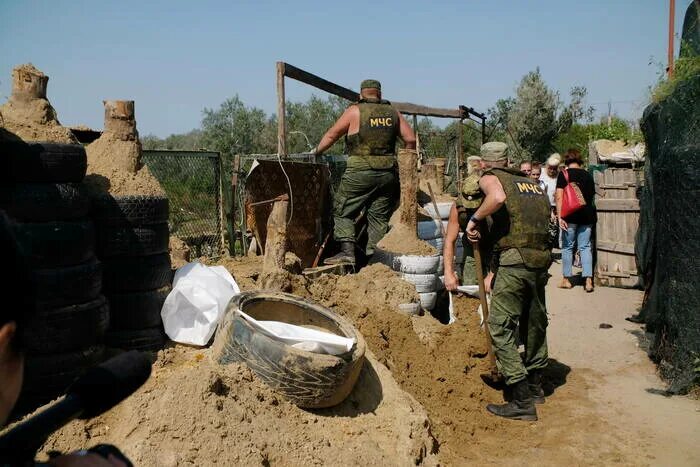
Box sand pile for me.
[289,269,510,463]
[377,223,437,255]
[0,64,78,143]
[84,100,164,196]
[169,236,191,269]
[41,346,438,466]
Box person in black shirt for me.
[555,150,597,292]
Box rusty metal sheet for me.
[245,160,330,267]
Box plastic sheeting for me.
[161,262,240,346]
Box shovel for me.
[473,241,503,385]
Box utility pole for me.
[607,100,612,128]
[668,0,675,78]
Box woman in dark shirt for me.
[555,150,597,292]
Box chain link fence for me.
[143,150,224,258]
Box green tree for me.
[489,68,593,162]
[285,95,347,153]
[142,129,204,150]
[200,95,274,157]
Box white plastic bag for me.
[161,261,240,346]
[236,310,354,356]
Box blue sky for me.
[0,1,689,137]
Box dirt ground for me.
[37,258,700,465]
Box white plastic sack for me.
[423,202,454,220]
[162,261,240,346]
[237,310,354,356]
[417,220,448,240]
[392,254,440,274]
[402,272,438,293]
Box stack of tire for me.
[91,194,172,352]
[0,142,108,409]
[421,202,465,291]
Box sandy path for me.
[545,262,700,466]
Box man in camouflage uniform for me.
[314,80,416,265]
[465,141,551,421]
[443,173,484,288]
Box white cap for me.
[546,153,561,166]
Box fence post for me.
[230,154,241,256]
[214,153,224,256]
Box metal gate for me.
[143,150,224,258]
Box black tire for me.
[0,183,90,222]
[212,291,366,409]
[20,346,107,408]
[97,222,169,257]
[23,296,110,354]
[105,327,167,352]
[107,287,169,329]
[33,257,102,308]
[91,195,169,226]
[102,253,172,292]
[12,220,95,268]
[0,142,87,183]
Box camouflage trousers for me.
[488,265,549,385]
[333,168,398,255]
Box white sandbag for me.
[398,302,421,316]
[162,261,240,346]
[417,220,448,240]
[402,272,437,293]
[236,310,354,355]
[426,237,444,251]
[423,202,453,220]
[392,254,440,274]
[419,292,438,310]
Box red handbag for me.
[560,169,586,218]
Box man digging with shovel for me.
[446,141,552,421]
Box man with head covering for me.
[463,141,552,421]
[443,171,486,287]
[314,79,416,265]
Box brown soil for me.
[0,64,78,144]
[84,135,164,196]
[169,236,191,269]
[41,347,438,466]
[377,223,437,255]
[27,256,679,465]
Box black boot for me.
[527,371,545,404]
[486,379,538,421]
[324,241,355,265]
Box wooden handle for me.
[474,243,499,377]
[426,182,446,238]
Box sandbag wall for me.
[0,142,109,409]
[421,202,465,291]
[91,194,172,351]
[374,202,465,312]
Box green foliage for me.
[200,95,274,156]
[488,68,593,163]
[286,95,347,154]
[142,129,204,150]
[553,117,641,164]
[652,57,700,103]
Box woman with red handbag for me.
[555,150,597,292]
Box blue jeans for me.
[562,223,593,278]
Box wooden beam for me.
[596,199,640,211]
[281,62,464,119]
[597,240,635,255]
[276,62,287,156]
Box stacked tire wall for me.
[91,195,172,352]
[0,142,108,410]
[374,202,465,313]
